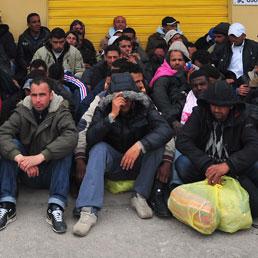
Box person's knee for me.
[89,142,110,156]
[175,155,194,183]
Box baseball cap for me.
[228,23,246,37]
[162,16,179,27]
[164,29,182,44]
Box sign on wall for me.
[233,0,258,5]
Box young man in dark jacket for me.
[0,77,78,234]
[175,80,258,218]
[16,13,49,82]
[73,73,173,237]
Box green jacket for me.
[0,93,78,161]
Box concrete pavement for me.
[0,187,257,258]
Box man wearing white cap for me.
[213,22,258,86]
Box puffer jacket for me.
[16,27,49,71]
[0,93,78,161]
[86,90,173,154]
[32,42,84,76]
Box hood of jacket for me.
[18,92,66,113]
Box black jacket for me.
[0,24,16,60]
[151,71,190,125]
[16,27,50,71]
[212,39,258,76]
[176,100,258,176]
[86,90,173,153]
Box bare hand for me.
[120,142,142,170]
[205,162,230,185]
[25,166,39,177]
[156,161,172,183]
[20,154,45,170]
[75,158,86,185]
[238,84,250,96]
[110,92,126,119]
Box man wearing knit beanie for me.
[213,22,230,44]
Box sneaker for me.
[46,204,67,234]
[0,202,16,231]
[131,193,153,219]
[73,207,97,237]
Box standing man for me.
[0,77,78,233]
[32,28,84,77]
[16,13,49,82]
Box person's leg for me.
[73,142,123,237]
[175,155,205,183]
[76,142,123,210]
[238,161,258,219]
[170,149,183,186]
[131,147,164,219]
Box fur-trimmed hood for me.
[18,92,67,113]
[98,90,151,111]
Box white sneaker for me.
[131,193,153,219]
[73,207,97,237]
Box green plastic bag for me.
[168,176,252,234]
[217,176,252,233]
[105,179,135,194]
[168,179,219,235]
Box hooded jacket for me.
[176,81,258,175]
[0,24,16,60]
[0,93,78,161]
[86,73,172,153]
[16,27,50,71]
[32,42,84,76]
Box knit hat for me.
[108,72,139,93]
[168,41,190,61]
[228,23,246,37]
[213,22,230,36]
[162,16,179,27]
[164,29,182,44]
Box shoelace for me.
[52,210,63,222]
[81,210,94,224]
[0,208,8,219]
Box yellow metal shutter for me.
[48,0,228,50]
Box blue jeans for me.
[175,154,258,218]
[0,141,72,209]
[76,142,164,209]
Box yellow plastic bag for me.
[105,179,135,194]
[168,180,219,235]
[217,176,252,233]
[168,176,252,234]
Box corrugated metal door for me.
[48,0,228,50]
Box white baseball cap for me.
[228,23,246,37]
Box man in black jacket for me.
[16,13,49,82]
[175,80,258,218]
[73,73,173,237]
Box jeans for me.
[76,142,164,209]
[0,141,72,209]
[175,154,258,218]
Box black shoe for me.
[73,207,81,219]
[46,204,67,234]
[149,181,172,218]
[0,202,16,230]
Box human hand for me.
[19,154,45,170]
[238,84,250,96]
[205,162,230,185]
[75,158,86,185]
[120,142,142,170]
[156,161,172,183]
[25,166,39,177]
[110,92,126,119]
